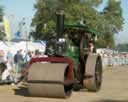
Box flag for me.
[15,31,21,38]
[3,16,11,41]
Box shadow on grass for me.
[93,99,128,102]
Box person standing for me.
[7,49,14,68]
[1,49,13,82]
[14,50,23,73]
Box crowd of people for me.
[1,47,128,84]
[100,52,128,68]
[0,49,45,84]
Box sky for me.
[115,0,128,44]
[0,0,36,26]
[0,0,128,44]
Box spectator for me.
[7,49,14,68]
[14,50,23,73]
[89,41,96,53]
[24,51,32,63]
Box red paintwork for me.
[29,57,74,80]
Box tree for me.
[0,6,3,22]
[116,43,128,52]
[97,0,124,47]
[31,0,124,47]
[32,0,103,39]
[0,5,4,40]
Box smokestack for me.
[56,10,64,39]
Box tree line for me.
[0,0,124,48]
[31,0,124,48]
[0,5,4,40]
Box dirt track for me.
[0,66,128,102]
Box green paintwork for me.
[64,24,102,36]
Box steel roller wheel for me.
[83,54,102,92]
[27,63,73,98]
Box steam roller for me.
[26,10,103,98]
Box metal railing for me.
[101,55,128,68]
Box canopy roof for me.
[64,24,102,36]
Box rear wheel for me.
[83,54,102,92]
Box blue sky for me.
[0,0,128,44]
[0,0,36,26]
[115,0,128,44]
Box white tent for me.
[10,41,46,54]
[0,41,8,51]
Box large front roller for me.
[83,54,102,92]
[27,62,73,98]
